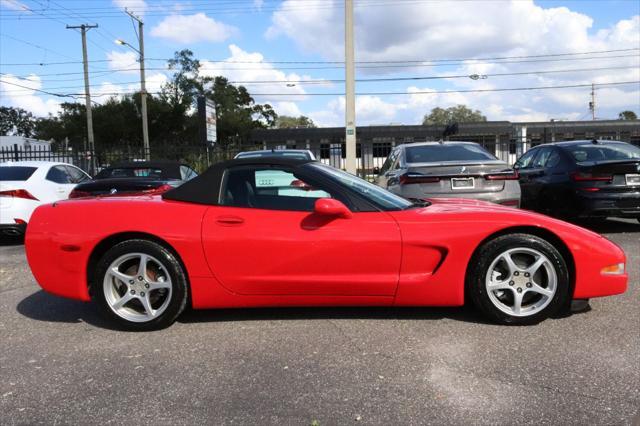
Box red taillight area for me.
[571,172,613,182]
[14,218,27,225]
[580,187,600,192]
[485,170,519,180]
[143,184,173,195]
[0,189,38,200]
[399,174,440,184]
[69,189,92,199]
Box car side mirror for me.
[314,198,352,219]
[372,167,380,175]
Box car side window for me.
[220,166,336,212]
[532,148,552,168]
[46,165,72,184]
[65,165,90,183]
[379,148,399,175]
[514,149,538,169]
[544,150,561,168]
[180,165,198,181]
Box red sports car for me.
[25,157,627,331]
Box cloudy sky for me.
[0,0,638,126]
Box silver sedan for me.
[375,141,521,207]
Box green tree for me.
[618,110,637,120]
[275,115,316,128]
[422,105,487,125]
[0,106,36,136]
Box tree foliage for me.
[0,106,36,137]
[422,105,487,125]
[274,115,316,128]
[618,110,637,120]
[33,49,278,149]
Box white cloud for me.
[150,13,238,44]
[112,0,147,15]
[267,1,640,122]
[199,44,311,100]
[1,0,30,11]
[0,74,60,117]
[92,72,168,100]
[272,101,302,117]
[106,50,139,74]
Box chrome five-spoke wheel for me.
[95,239,188,330]
[468,233,569,325]
[485,248,557,317]
[103,253,173,322]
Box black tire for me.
[467,233,570,325]
[93,239,188,331]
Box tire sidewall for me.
[468,233,570,325]
[93,239,188,331]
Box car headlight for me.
[601,263,625,275]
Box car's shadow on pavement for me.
[0,236,24,246]
[16,290,120,331]
[18,290,501,329]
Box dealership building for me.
[250,119,640,170]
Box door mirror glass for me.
[314,198,352,219]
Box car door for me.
[514,148,541,209]
[201,164,402,297]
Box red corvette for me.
[25,157,627,330]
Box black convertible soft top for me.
[162,157,314,205]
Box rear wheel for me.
[467,233,570,325]
[93,239,188,331]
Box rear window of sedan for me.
[564,143,640,163]
[405,144,497,163]
[0,166,38,181]
[96,167,166,179]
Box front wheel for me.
[467,233,570,325]
[93,239,188,331]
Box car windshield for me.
[309,163,413,211]
[96,167,167,179]
[0,166,38,181]
[564,143,640,163]
[406,144,497,163]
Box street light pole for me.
[67,24,98,174]
[344,0,357,174]
[123,9,150,160]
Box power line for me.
[2,79,637,98]
[2,65,638,91]
[0,33,79,61]
[2,47,638,66]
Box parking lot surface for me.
[1,219,639,425]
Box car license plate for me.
[451,177,474,189]
[626,174,640,186]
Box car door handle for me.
[216,216,244,226]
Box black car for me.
[514,140,640,221]
[69,161,198,198]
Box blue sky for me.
[1,0,638,126]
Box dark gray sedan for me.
[375,141,521,206]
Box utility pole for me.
[67,24,98,174]
[125,9,150,160]
[589,83,596,120]
[344,0,357,174]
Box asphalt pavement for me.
[1,219,639,425]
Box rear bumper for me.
[0,223,26,236]
[575,191,640,218]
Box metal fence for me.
[0,144,243,176]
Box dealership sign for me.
[197,97,217,145]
